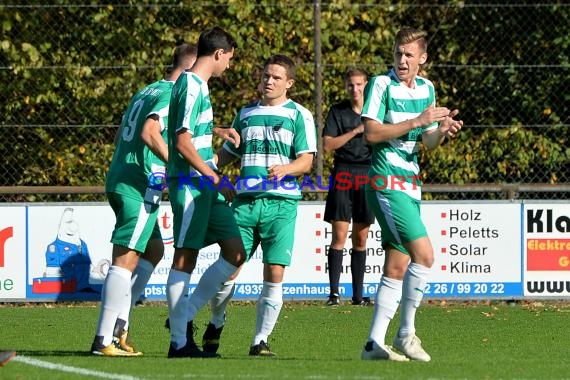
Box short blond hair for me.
[395,27,428,52]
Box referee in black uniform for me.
[323,68,375,306]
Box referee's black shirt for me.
[322,100,371,166]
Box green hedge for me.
[0,1,568,200]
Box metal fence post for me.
[313,0,324,201]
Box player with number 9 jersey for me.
[105,80,172,200]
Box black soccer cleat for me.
[326,295,340,306]
[249,340,276,357]
[167,342,220,358]
[351,297,372,306]
[202,323,224,354]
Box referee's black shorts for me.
[323,164,375,225]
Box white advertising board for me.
[1,201,568,301]
[423,203,522,298]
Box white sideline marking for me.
[13,355,141,380]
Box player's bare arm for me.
[212,148,239,203]
[176,130,220,185]
[267,153,314,181]
[363,106,450,144]
[440,109,463,138]
[423,109,463,150]
[213,126,241,148]
[141,115,168,163]
[323,124,364,152]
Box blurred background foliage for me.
[0,1,568,201]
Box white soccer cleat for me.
[361,341,409,361]
[393,334,431,362]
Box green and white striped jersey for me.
[361,69,437,200]
[105,79,173,199]
[167,71,216,179]
[223,99,317,199]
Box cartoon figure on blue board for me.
[34,207,108,294]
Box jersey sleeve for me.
[149,90,171,133]
[174,81,201,136]
[293,104,317,156]
[361,76,389,125]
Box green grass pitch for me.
[0,300,568,379]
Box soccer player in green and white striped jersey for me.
[91,44,197,357]
[190,54,317,357]
[360,27,463,362]
[165,26,246,359]
[224,93,316,199]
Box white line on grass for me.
[13,355,141,380]
[176,374,388,380]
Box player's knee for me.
[221,249,246,267]
[383,260,408,279]
[112,253,139,272]
[383,265,406,280]
[351,237,367,250]
[414,256,434,268]
[171,249,197,274]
